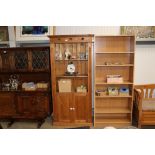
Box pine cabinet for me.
[49,35,93,126]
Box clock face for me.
[67,64,75,73]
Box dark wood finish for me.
[0,93,16,117]
[0,47,51,126]
[49,35,93,126]
[16,93,49,118]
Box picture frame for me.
[0,26,9,42]
[16,26,54,42]
[121,26,155,41]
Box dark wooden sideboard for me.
[0,46,52,128]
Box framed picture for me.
[16,26,53,42]
[121,26,155,41]
[0,26,9,41]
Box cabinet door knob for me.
[69,108,73,110]
[72,107,75,111]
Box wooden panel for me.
[95,36,133,52]
[95,98,130,109]
[96,67,132,82]
[16,93,49,115]
[74,93,88,121]
[56,93,72,122]
[96,53,134,65]
[0,93,16,116]
[49,35,93,43]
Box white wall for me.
[56,26,155,84]
[56,26,120,35]
[135,44,155,84]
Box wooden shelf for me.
[55,59,88,61]
[96,52,134,54]
[95,108,131,114]
[0,70,50,74]
[95,95,132,98]
[56,92,88,95]
[95,82,133,85]
[95,118,131,124]
[96,64,134,67]
[56,75,88,78]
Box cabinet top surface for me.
[95,35,135,38]
[0,46,50,50]
[48,34,94,38]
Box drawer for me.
[50,36,93,43]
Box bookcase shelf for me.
[94,36,135,128]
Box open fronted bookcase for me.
[94,36,135,128]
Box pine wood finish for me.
[94,36,135,128]
[49,35,93,126]
[0,47,51,127]
[134,84,155,128]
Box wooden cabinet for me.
[94,36,135,128]
[49,35,93,126]
[0,47,51,127]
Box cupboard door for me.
[14,50,28,71]
[16,94,33,115]
[56,93,72,123]
[31,48,50,71]
[32,95,49,114]
[73,93,88,122]
[17,94,49,116]
[0,93,16,116]
[0,50,14,71]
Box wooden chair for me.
[134,84,155,128]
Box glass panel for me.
[14,50,28,70]
[32,49,49,70]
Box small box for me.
[58,79,71,92]
[108,87,119,96]
[96,89,107,96]
[36,82,48,90]
[119,87,129,96]
[107,75,123,83]
[76,85,87,93]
